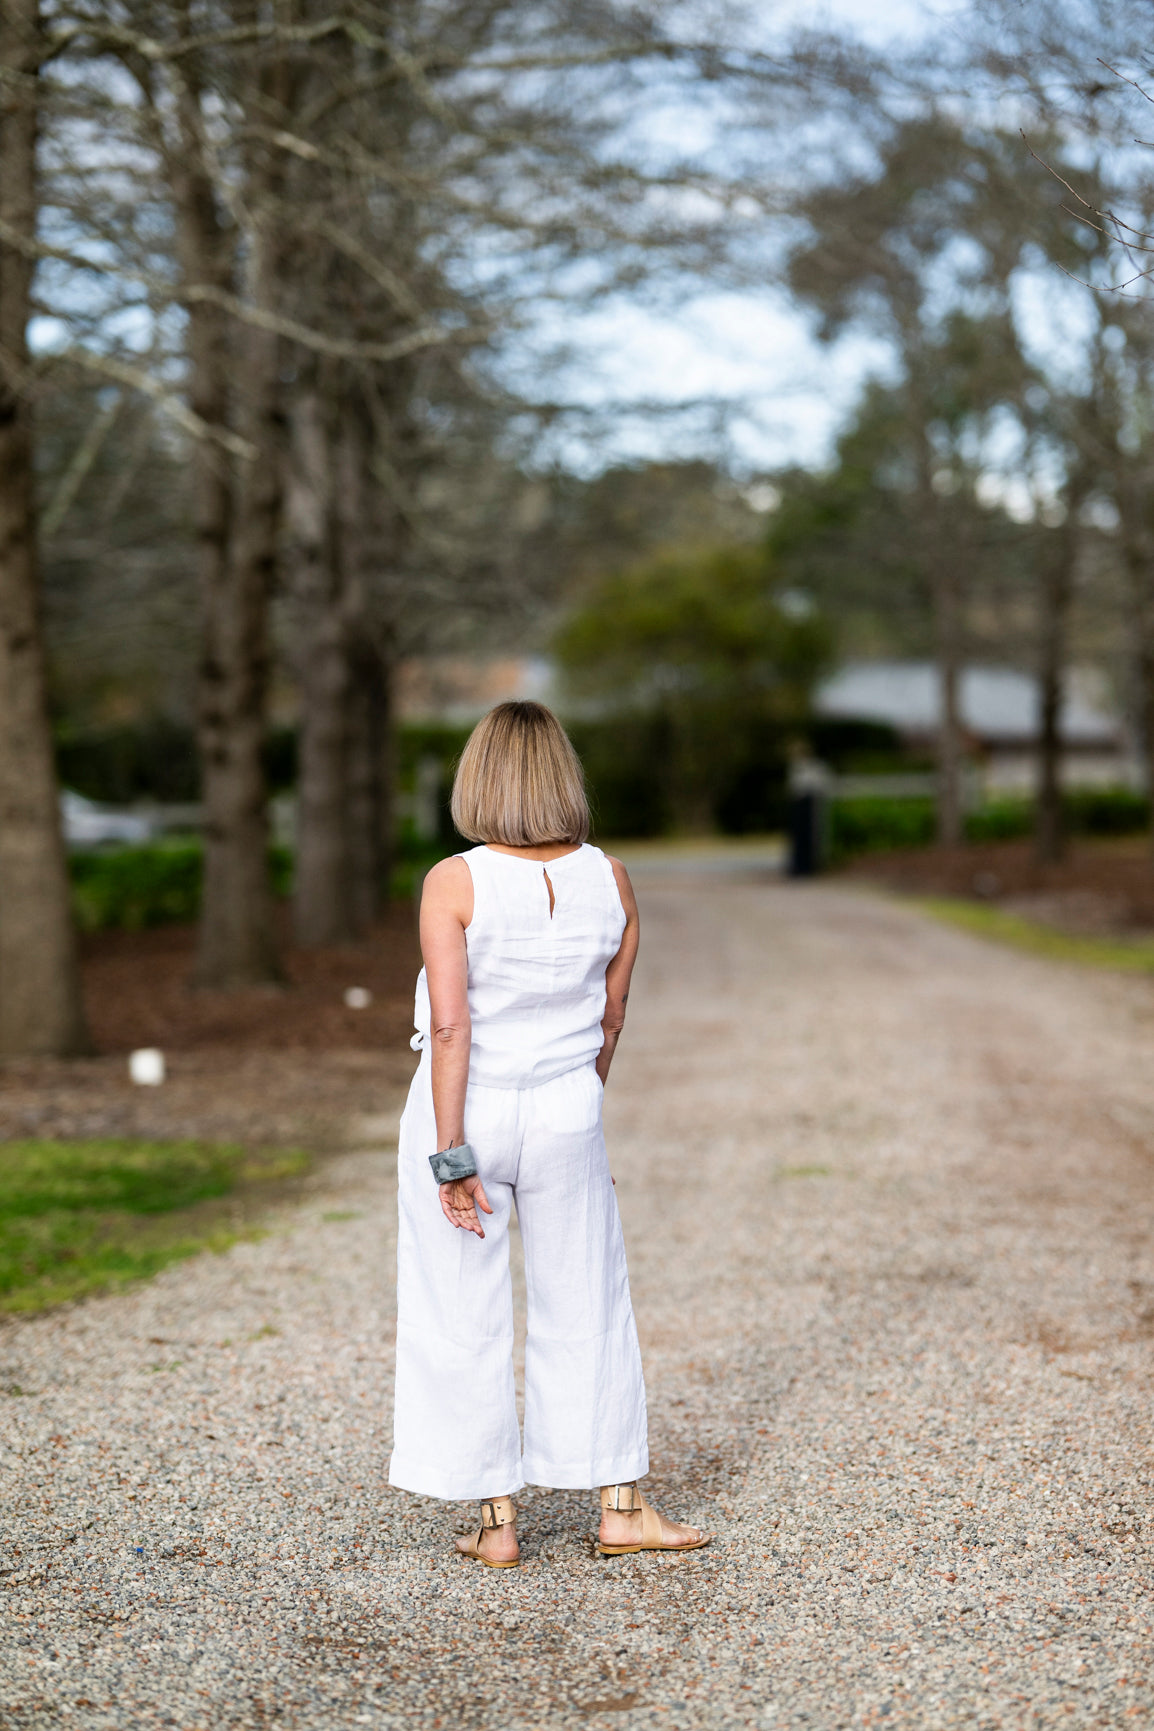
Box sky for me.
[547,0,972,479]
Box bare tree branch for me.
[59,347,256,459]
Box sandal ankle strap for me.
[601,1482,641,1513]
[480,1496,517,1529]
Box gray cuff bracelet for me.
[429,1143,478,1184]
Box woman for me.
[389,701,710,1566]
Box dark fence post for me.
[787,757,830,878]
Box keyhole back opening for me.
[543,867,556,919]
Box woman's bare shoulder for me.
[604,854,638,919]
[421,854,472,912]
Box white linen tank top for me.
[411,843,627,1089]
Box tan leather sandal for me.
[455,1495,520,1568]
[596,1482,712,1556]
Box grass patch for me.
[776,1164,832,1179]
[0,1139,309,1315]
[919,897,1154,975]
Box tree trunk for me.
[1116,471,1154,866]
[287,381,354,947]
[1130,583,1154,866]
[200,278,282,983]
[911,397,965,850]
[290,382,399,943]
[1034,494,1082,866]
[338,398,394,931]
[932,567,965,849]
[172,56,281,986]
[1138,635,1154,856]
[346,637,394,930]
[0,0,89,1056]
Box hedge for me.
[828,787,1151,863]
[67,835,447,932]
[69,844,293,933]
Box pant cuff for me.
[521,1449,650,1491]
[388,1453,524,1502]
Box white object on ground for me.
[128,1048,165,1086]
[344,987,372,1009]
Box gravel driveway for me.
[3,876,1152,1730]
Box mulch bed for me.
[0,903,424,1148]
[842,834,1154,936]
[79,901,423,1055]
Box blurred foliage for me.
[57,720,201,805]
[397,723,472,780]
[828,797,938,861]
[57,723,300,804]
[828,787,1151,864]
[69,845,293,932]
[71,844,203,931]
[0,1139,309,1314]
[555,544,833,832]
[570,712,680,839]
[1063,787,1151,835]
[810,719,918,774]
[389,832,465,900]
[768,378,1033,664]
[38,385,198,732]
[966,790,1151,843]
[58,720,481,808]
[557,544,829,699]
[544,460,768,587]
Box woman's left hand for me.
[439,1174,493,1238]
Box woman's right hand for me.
[439,1175,493,1238]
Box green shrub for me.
[568,714,672,839]
[1065,787,1149,836]
[69,843,293,932]
[70,843,203,930]
[966,799,1033,842]
[827,796,936,861]
[397,722,473,782]
[828,785,1151,863]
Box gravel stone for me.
[1,877,1152,1729]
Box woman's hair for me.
[450,701,590,846]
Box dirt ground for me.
[80,903,423,1056]
[0,908,423,1147]
[843,833,1154,937]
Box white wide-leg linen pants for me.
[389,1055,649,1501]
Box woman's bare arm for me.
[598,857,639,1086]
[419,857,491,1237]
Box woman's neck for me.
[484,841,584,863]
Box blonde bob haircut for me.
[450,701,590,847]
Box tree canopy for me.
[555,544,831,830]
